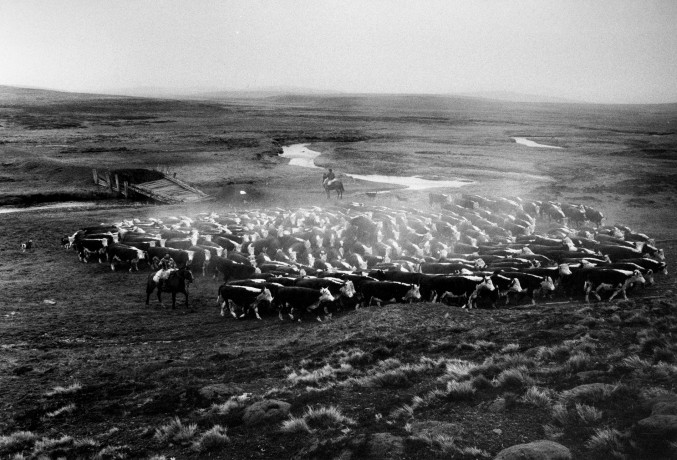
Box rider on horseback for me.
[153,254,176,291]
[322,168,336,187]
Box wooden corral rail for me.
[92,168,211,204]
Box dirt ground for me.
[1,87,676,459]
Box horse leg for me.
[146,282,154,306]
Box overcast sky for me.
[1,0,676,103]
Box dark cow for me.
[561,204,587,228]
[540,202,566,222]
[217,284,274,320]
[295,277,357,313]
[146,267,194,309]
[273,287,335,321]
[357,281,421,308]
[187,246,211,276]
[429,275,484,304]
[621,258,667,276]
[107,243,146,271]
[582,205,604,227]
[208,255,258,281]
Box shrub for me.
[565,352,593,372]
[209,393,251,415]
[192,425,230,452]
[438,359,478,382]
[287,363,354,386]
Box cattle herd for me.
[62,193,668,321]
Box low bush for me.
[192,425,230,452]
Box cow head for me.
[629,270,646,286]
[540,276,556,293]
[507,278,523,293]
[319,287,335,303]
[559,263,572,276]
[404,284,421,302]
[257,288,273,304]
[340,280,356,298]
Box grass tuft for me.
[500,343,520,354]
[446,380,476,400]
[280,416,312,433]
[45,382,83,396]
[585,428,624,456]
[521,386,553,407]
[575,403,603,424]
[495,367,535,390]
[304,405,356,429]
[154,416,198,444]
[551,404,572,426]
[192,425,230,452]
[45,403,76,418]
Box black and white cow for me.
[107,243,146,272]
[357,281,421,308]
[273,286,335,321]
[217,284,274,320]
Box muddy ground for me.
[1,87,676,459]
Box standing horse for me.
[146,267,194,309]
[323,180,344,199]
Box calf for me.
[498,272,556,305]
[217,285,273,320]
[108,243,146,272]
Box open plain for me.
[1,86,677,459]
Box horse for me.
[146,267,194,309]
[323,180,344,199]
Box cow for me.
[497,272,556,305]
[273,287,335,321]
[540,202,566,223]
[295,277,357,313]
[75,238,109,263]
[147,247,194,269]
[357,281,421,308]
[582,269,646,303]
[208,255,258,281]
[621,257,668,276]
[465,275,497,309]
[217,285,274,320]
[429,275,484,304]
[108,243,146,272]
[582,206,604,227]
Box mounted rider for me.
[153,254,177,290]
[322,168,336,187]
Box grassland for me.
[1,86,676,459]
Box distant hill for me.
[458,91,582,104]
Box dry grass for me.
[446,380,476,400]
[44,403,76,418]
[495,367,535,390]
[192,425,230,452]
[521,386,554,407]
[154,417,198,444]
[575,403,604,424]
[585,428,624,457]
[287,363,354,386]
[280,416,312,433]
[0,431,38,454]
[208,393,252,415]
[45,382,82,397]
[500,343,520,354]
[303,405,356,430]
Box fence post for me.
[123,181,129,198]
[115,174,120,192]
[92,169,98,185]
[106,171,113,191]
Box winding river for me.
[281,144,473,190]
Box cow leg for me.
[219,299,226,317]
[608,283,625,301]
[253,303,262,321]
[229,300,239,319]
